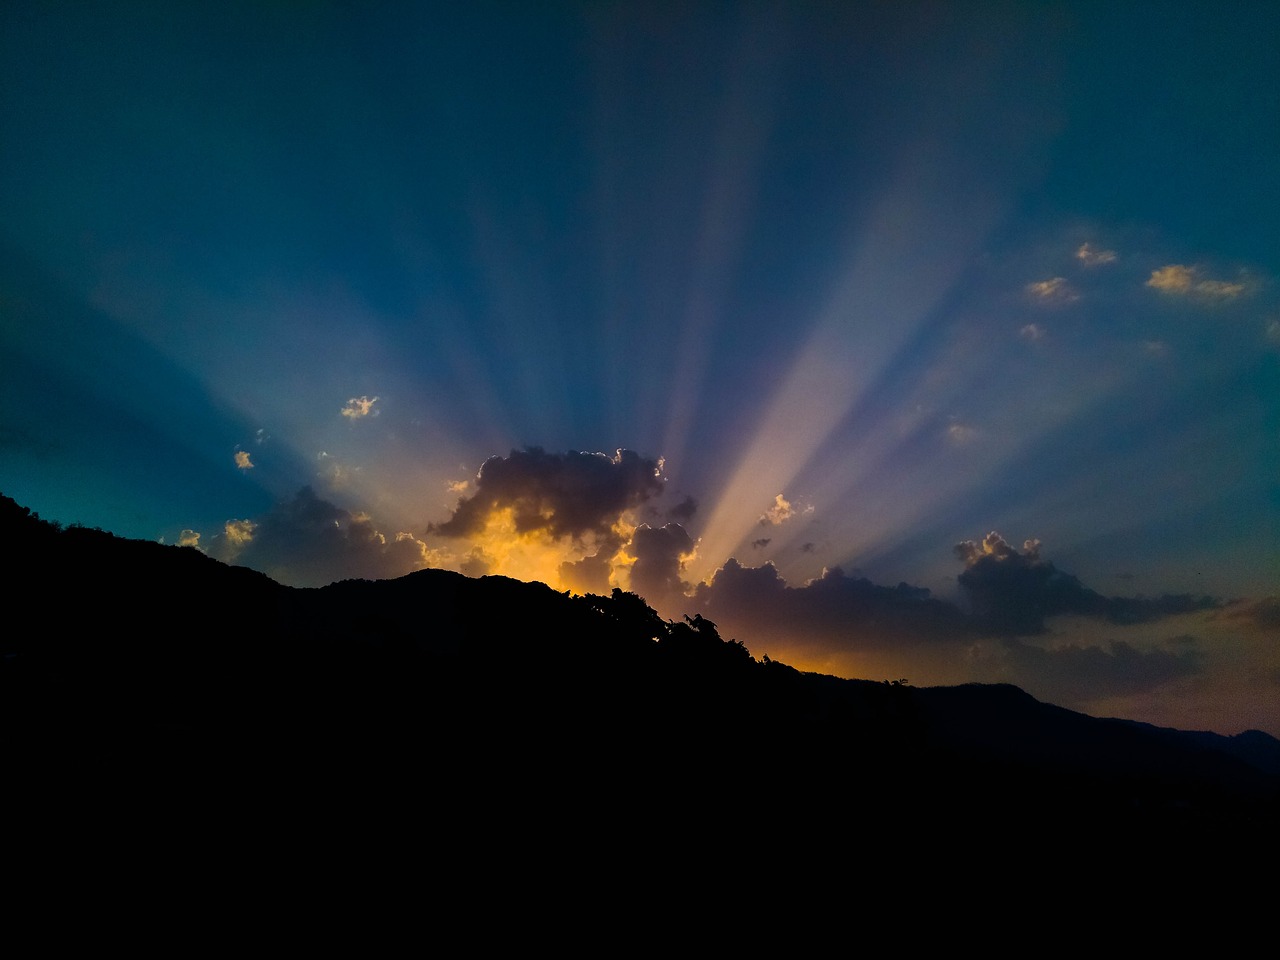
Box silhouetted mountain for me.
[3,492,1277,873]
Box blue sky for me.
[2,2,1276,735]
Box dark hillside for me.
[3,493,1277,870]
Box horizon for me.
[2,3,1276,738]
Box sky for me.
[2,1,1277,737]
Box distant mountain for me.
[3,492,1277,868]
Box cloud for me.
[667,495,698,522]
[427,448,668,596]
[209,487,435,587]
[752,538,771,549]
[1267,319,1280,347]
[1025,277,1078,303]
[628,522,696,609]
[688,561,975,664]
[178,529,201,548]
[761,493,794,526]
[223,519,256,546]
[954,531,1218,635]
[1000,636,1205,703]
[341,395,379,419]
[235,450,254,470]
[447,479,471,494]
[430,448,664,542]
[1076,242,1117,267]
[1146,265,1246,299]
[1019,323,1046,341]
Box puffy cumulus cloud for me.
[761,493,794,526]
[1146,264,1246,299]
[341,395,379,420]
[208,486,436,587]
[1025,277,1078,303]
[955,531,1218,635]
[428,447,668,595]
[178,529,201,548]
[234,450,253,470]
[627,522,695,611]
[431,448,663,541]
[759,492,812,526]
[1075,242,1117,267]
[223,518,256,546]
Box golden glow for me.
[457,506,641,592]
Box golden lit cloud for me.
[235,450,253,470]
[223,518,256,546]
[341,395,379,419]
[1075,242,1117,266]
[178,529,201,548]
[761,493,794,526]
[448,479,471,494]
[1147,264,1245,299]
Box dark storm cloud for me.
[209,486,428,588]
[687,532,1226,657]
[429,448,664,541]
[667,495,698,522]
[629,522,694,609]
[1000,637,1205,703]
[1218,595,1280,631]
[691,559,972,647]
[751,538,771,549]
[955,532,1221,635]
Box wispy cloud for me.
[1019,323,1046,341]
[1075,242,1117,267]
[1025,277,1078,303]
[341,395,379,419]
[1147,264,1245,299]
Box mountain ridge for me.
[3,491,1277,853]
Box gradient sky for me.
[2,2,1277,736]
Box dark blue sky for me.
[2,2,1276,734]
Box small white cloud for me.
[1026,277,1078,303]
[341,396,379,420]
[1143,340,1171,357]
[947,422,977,445]
[255,428,268,445]
[1076,242,1117,267]
[762,493,794,526]
[1019,323,1046,341]
[448,479,471,494]
[178,529,201,548]
[235,450,254,470]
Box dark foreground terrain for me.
[4,493,1278,894]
